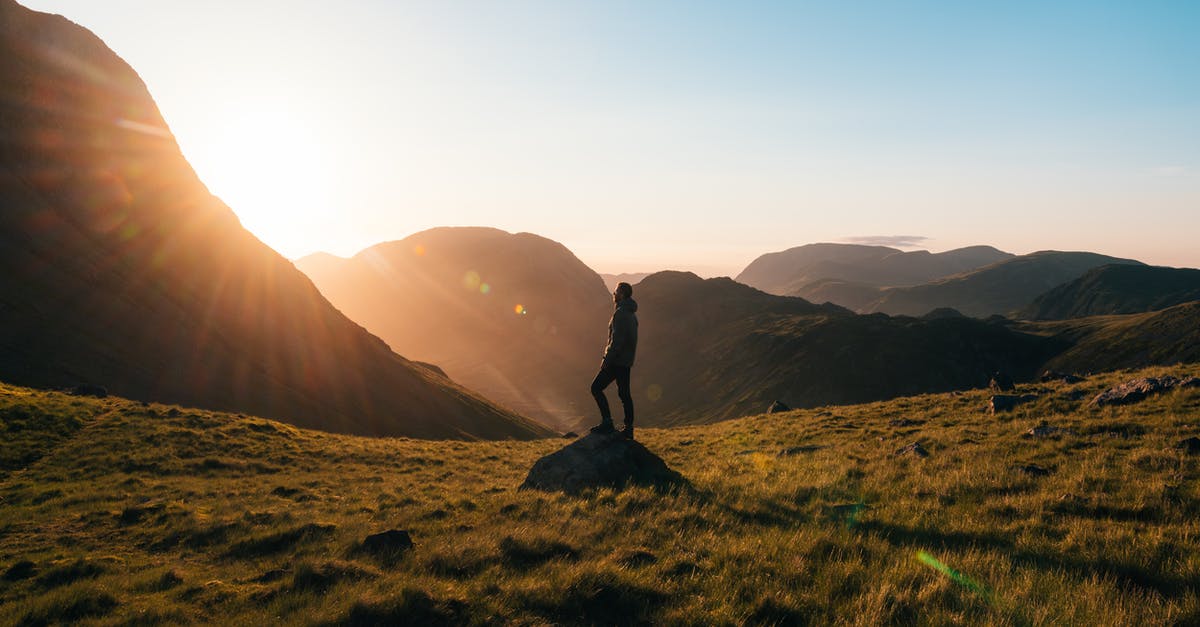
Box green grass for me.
[1,366,1199,625]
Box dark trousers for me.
[591,365,633,426]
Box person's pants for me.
[591,364,633,426]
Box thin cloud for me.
[841,235,929,248]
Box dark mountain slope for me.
[1020,264,1200,320]
[296,228,612,429]
[633,272,1063,425]
[866,251,1144,318]
[0,1,550,439]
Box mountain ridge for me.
[296,226,613,430]
[0,0,550,440]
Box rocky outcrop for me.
[519,433,687,494]
[1090,376,1199,407]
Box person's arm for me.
[603,311,629,366]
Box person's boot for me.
[620,424,634,440]
[590,420,616,434]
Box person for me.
[591,282,639,439]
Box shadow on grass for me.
[334,588,467,626]
[521,570,668,626]
[500,535,579,569]
[225,523,336,559]
[857,520,1195,598]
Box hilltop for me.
[1020,264,1200,320]
[1,366,1198,624]
[296,227,612,430]
[0,2,546,439]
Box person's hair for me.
[616,282,633,299]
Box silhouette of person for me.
[591,282,638,439]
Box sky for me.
[22,0,1200,276]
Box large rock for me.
[519,433,687,494]
[1090,376,1193,407]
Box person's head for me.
[614,282,633,303]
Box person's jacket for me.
[603,298,638,368]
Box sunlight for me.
[176,105,331,256]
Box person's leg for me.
[590,367,617,428]
[614,366,634,433]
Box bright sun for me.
[174,106,332,258]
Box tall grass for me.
[0,366,1197,624]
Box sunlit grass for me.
[1,364,1198,624]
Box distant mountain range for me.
[0,1,550,440]
[632,272,1063,425]
[3,0,1198,437]
[864,251,1145,317]
[1019,265,1200,320]
[736,243,1013,296]
[738,244,1147,318]
[297,228,612,430]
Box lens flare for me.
[413,244,426,256]
[916,550,992,601]
[480,283,491,295]
[462,271,481,291]
[646,383,663,401]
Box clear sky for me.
[22,0,1200,276]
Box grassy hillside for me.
[3,365,1198,625]
[1024,301,1200,374]
[1020,264,1200,320]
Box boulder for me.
[519,432,687,494]
[1024,423,1070,438]
[359,530,414,558]
[1090,376,1184,407]
[1176,437,1200,455]
[895,442,929,458]
[990,394,1038,413]
[989,372,1015,392]
[768,400,791,413]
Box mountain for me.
[600,272,653,292]
[296,228,612,430]
[865,251,1145,318]
[1019,264,1200,320]
[0,1,550,440]
[1024,301,1200,374]
[632,272,1063,425]
[736,243,1012,297]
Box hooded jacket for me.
[603,297,639,368]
